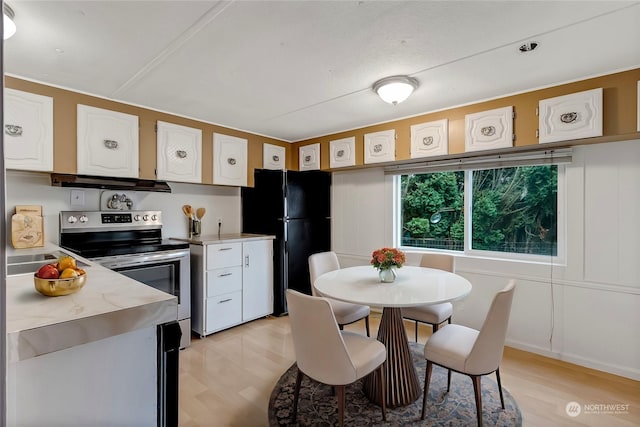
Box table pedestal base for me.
[363,307,421,408]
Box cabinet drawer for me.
[206,291,242,333]
[206,243,242,269]
[206,266,242,297]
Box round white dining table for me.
[314,265,472,408]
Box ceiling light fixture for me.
[3,3,16,40]
[373,75,419,105]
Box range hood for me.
[51,173,172,193]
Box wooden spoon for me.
[196,207,206,220]
[182,205,191,218]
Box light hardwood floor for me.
[178,313,639,426]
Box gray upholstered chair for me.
[286,289,387,427]
[402,253,455,341]
[308,251,371,337]
[421,280,516,427]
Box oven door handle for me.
[93,250,190,269]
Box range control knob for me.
[133,215,141,221]
[67,215,77,224]
[151,215,158,221]
[142,215,149,221]
[79,215,89,223]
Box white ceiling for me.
[5,1,640,142]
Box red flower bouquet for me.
[371,247,406,270]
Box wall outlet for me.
[70,190,85,206]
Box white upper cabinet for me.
[410,119,448,159]
[538,88,603,144]
[364,129,395,164]
[263,143,286,170]
[465,106,514,152]
[4,89,54,172]
[213,133,247,186]
[77,104,139,178]
[299,143,320,171]
[156,121,202,183]
[330,136,356,168]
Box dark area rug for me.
[269,342,522,426]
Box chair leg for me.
[432,322,439,333]
[471,375,483,427]
[336,385,345,427]
[421,360,433,420]
[379,365,387,421]
[339,324,344,330]
[496,368,505,409]
[415,321,419,342]
[447,369,452,392]
[365,316,370,337]
[293,369,303,422]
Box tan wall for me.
[4,76,292,187]
[7,68,639,180]
[294,68,640,170]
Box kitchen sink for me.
[6,252,88,276]
[7,253,58,264]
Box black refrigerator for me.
[242,169,331,316]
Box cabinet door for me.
[263,143,286,170]
[4,89,54,171]
[364,129,395,164]
[330,137,355,168]
[77,104,139,178]
[465,106,513,152]
[213,133,247,186]
[156,121,202,183]
[242,240,273,321]
[538,88,603,144]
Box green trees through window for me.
[401,171,464,251]
[400,165,558,257]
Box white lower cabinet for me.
[191,237,273,336]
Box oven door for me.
[91,249,191,341]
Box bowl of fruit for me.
[34,255,87,297]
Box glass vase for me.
[378,268,397,283]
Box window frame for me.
[395,164,566,264]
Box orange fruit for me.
[58,256,77,272]
[59,268,79,279]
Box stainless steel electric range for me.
[59,210,191,349]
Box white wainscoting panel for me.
[582,140,640,287]
[332,168,388,257]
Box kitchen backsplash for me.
[5,170,242,248]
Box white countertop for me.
[314,265,472,308]
[171,233,275,245]
[6,243,178,362]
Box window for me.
[470,166,558,256]
[399,164,561,259]
[400,171,464,251]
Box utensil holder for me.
[189,219,201,237]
